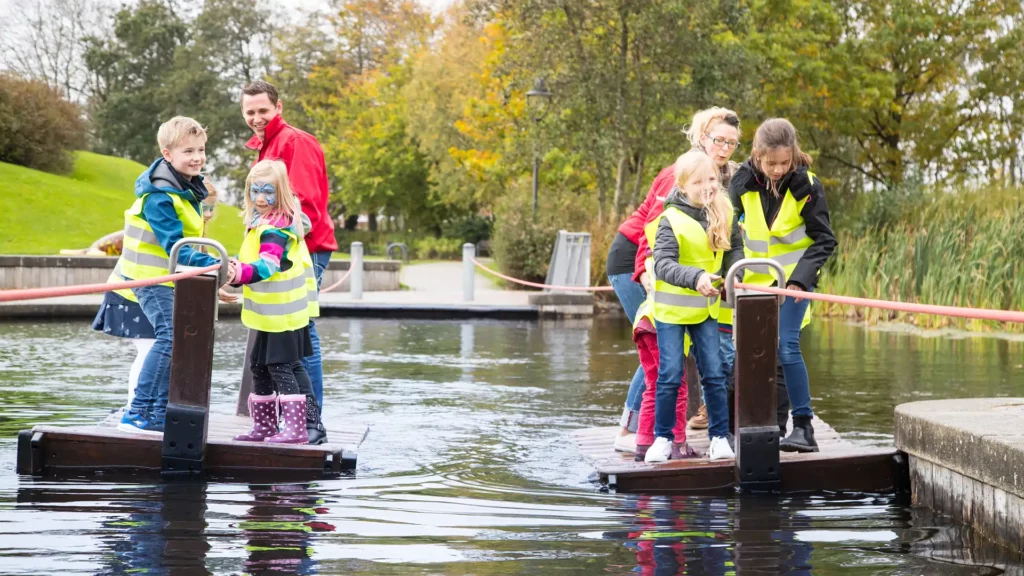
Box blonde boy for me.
[117,116,226,435]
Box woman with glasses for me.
[683,108,742,434]
[606,107,742,455]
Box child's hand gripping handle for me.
[168,238,232,286]
[724,258,787,305]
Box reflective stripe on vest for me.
[240,224,311,333]
[738,174,816,287]
[739,173,816,327]
[107,259,138,302]
[301,248,320,319]
[718,297,733,326]
[632,293,692,356]
[120,193,204,286]
[651,207,728,325]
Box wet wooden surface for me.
[17,413,368,480]
[572,419,905,494]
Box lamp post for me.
[526,77,552,213]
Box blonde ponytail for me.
[704,193,733,252]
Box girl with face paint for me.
[230,160,328,445]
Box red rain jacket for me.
[246,114,338,253]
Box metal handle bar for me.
[725,258,787,305]
[168,238,231,285]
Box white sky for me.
[0,0,455,20]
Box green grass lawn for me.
[1,151,244,255]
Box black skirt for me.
[92,291,157,339]
[251,325,313,366]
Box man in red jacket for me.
[241,80,337,438]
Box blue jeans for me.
[608,273,647,415]
[655,318,729,439]
[719,326,735,387]
[779,294,813,417]
[130,284,174,420]
[303,250,331,412]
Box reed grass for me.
[819,186,1024,332]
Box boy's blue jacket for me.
[132,159,219,270]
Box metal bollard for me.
[351,242,364,300]
[463,243,475,302]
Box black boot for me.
[305,396,328,445]
[780,415,818,453]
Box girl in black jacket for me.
[728,119,837,452]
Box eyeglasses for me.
[705,134,740,151]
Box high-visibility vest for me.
[120,193,204,285]
[634,293,692,356]
[301,244,320,319]
[718,298,733,327]
[651,207,728,325]
[739,172,816,327]
[106,259,138,302]
[239,224,311,333]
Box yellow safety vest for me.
[634,294,692,356]
[651,207,728,325]
[302,246,320,319]
[637,219,693,354]
[239,224,311,333]
[739,172,816,327]
[106,259,138,302]
[120,193,205,286]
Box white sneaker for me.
[708,436,736,461]
[644,437,672,463]
[613,433,637,454]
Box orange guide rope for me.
[735,282,1024,324]
[319,269,352,294]
[471,258,615,292]
[0,264,220,303]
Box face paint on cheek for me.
[249,181,278,206]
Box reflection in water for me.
[97,484,210,575]
[241,484,333,574]
[460,323,474,383]
[1,318,1023,573]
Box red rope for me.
[735,282,1024,323]
[471,258,615,292]
[319,268,352,294]
[0,264,220,303]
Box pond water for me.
[1,316,1022,574]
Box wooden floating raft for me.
[17,414,367,480]
[13,258,368,482]
[575,283,914,495]
[572,419,907,494]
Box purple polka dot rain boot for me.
[234,393,279,442]
[265,394,309,444]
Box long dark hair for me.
[751,118,812,194]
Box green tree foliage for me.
[16,0,1022,287]
[0,74,87,173]
[84,0,192,161]
[300,0,440,231]
[84,0,272,167]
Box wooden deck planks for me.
[19,413,369,480]
[571,419,905,494]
